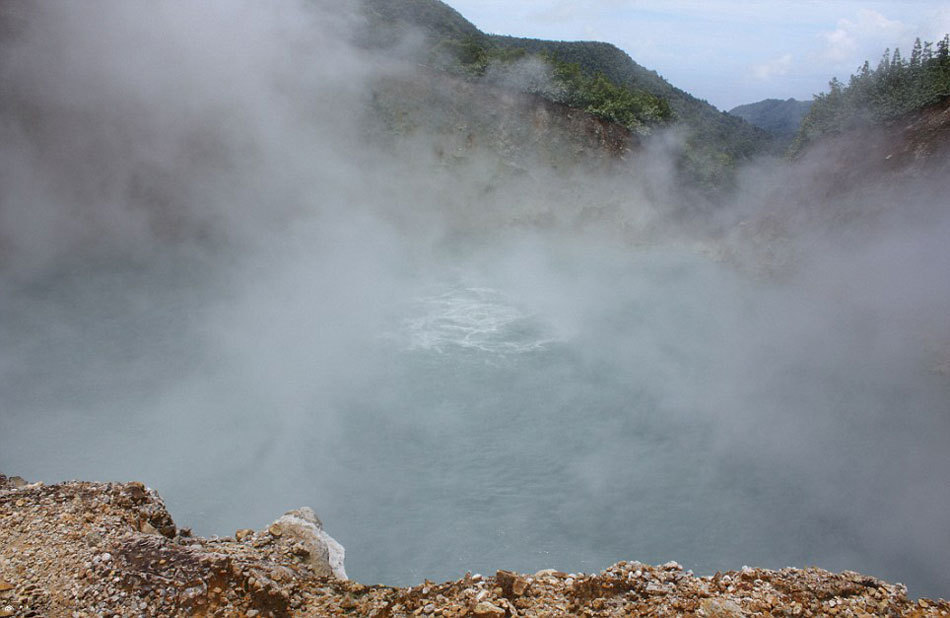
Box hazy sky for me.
[446,1,950,109]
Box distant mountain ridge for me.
[729,98,812,137]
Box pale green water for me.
[2,244,948,597]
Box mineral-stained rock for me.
[496,569,529,597]
[236,528,255,541]
[700,597,745,617]
[138,520,160,535]
[266,507,347,580]
[2,473,948,617]
[473,600,506,617]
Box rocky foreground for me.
[0,474,946,617]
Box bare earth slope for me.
[1,474,947,617]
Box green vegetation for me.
[489,39,772,150]
[547,57,673,130]
[486,36,774,192]
[728,99,813,138]
[486,37,674,97]
[432,35,526,76]
[360,0,483,42]
[359,0,775,192]
[434,36,673,132]
[791,35,950,156]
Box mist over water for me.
[1,0,949,598]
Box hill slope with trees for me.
[729,98,813,137]
[791,35,950,156]
[359,0,774,192]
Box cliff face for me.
[2,474,947,617]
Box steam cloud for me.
[1,0,948,597]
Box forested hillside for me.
[791,35,950,155]
[729,98,812,137]
[487,36,774,190]
[360,1,670,134]
[359,0,774,192]
[359,0,482,44]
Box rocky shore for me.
[1,474,946,617]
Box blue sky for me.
[446,1,950,109]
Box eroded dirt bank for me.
[0,474,946,617]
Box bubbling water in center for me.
[404,285,556,354]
